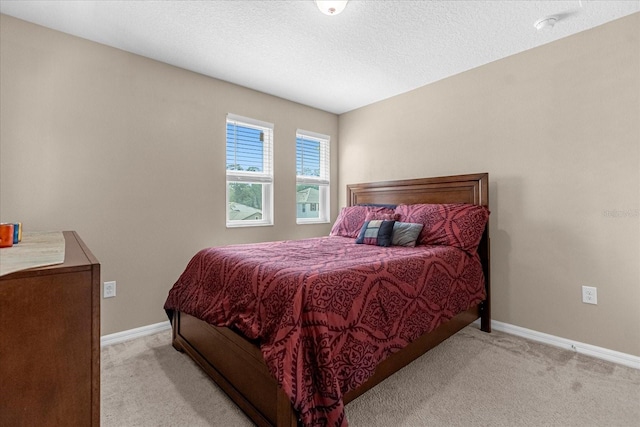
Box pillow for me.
[357,203,397,209]
[391,222,424,247]
[355,220,395,246]
[330,206,396,238]
[365,211,400,222]
[394,203,489,252]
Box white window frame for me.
[226,113,274,227]
[296,129,330,225]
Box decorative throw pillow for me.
[391,222,424,247]
[394,203,490,252]
[355,220,396,247]
[330,206,396,238]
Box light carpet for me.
[101,326,639,426]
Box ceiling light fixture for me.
[315,0,348,16]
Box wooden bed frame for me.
[171,172,491,426]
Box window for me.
[296,130,330,224]
[226,114,273,227]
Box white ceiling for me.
[1,1,638,114]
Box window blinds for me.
[226,114,273,183]
[296,130,330,185]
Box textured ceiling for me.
[1,1,638,114]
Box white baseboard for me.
[101,318,639,370]
[475,319,640,370]
[101,321,171,347]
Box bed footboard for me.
[172,304,483,427]
[172,311,297,427]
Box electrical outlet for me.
[104,281,116,298]
[582,286,597,305]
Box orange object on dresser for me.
[0,223,14,247]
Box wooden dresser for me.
[0,231,100,426]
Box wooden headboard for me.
[346,173,488,207]
[346,173,491,331]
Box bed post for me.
[478,173,491,333]
[479,232,491,333]
[276,390,298,427]
[171,311,185,352]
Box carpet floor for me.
[101,326,639,426]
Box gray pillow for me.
[392,222,424,247]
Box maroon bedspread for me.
[164,236,486,426]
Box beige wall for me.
[2,13,638,357]
[0,15,339,335]
[339,14,640,356]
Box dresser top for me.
[0,231,99,281]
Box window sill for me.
[226,222,273,228]
[296,219,330,225]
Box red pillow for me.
[330,206,396,238]
[364,211,400,222]
[394,203,489,252]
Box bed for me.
[164,172,491,427]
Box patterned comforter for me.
[164,236,486,426]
